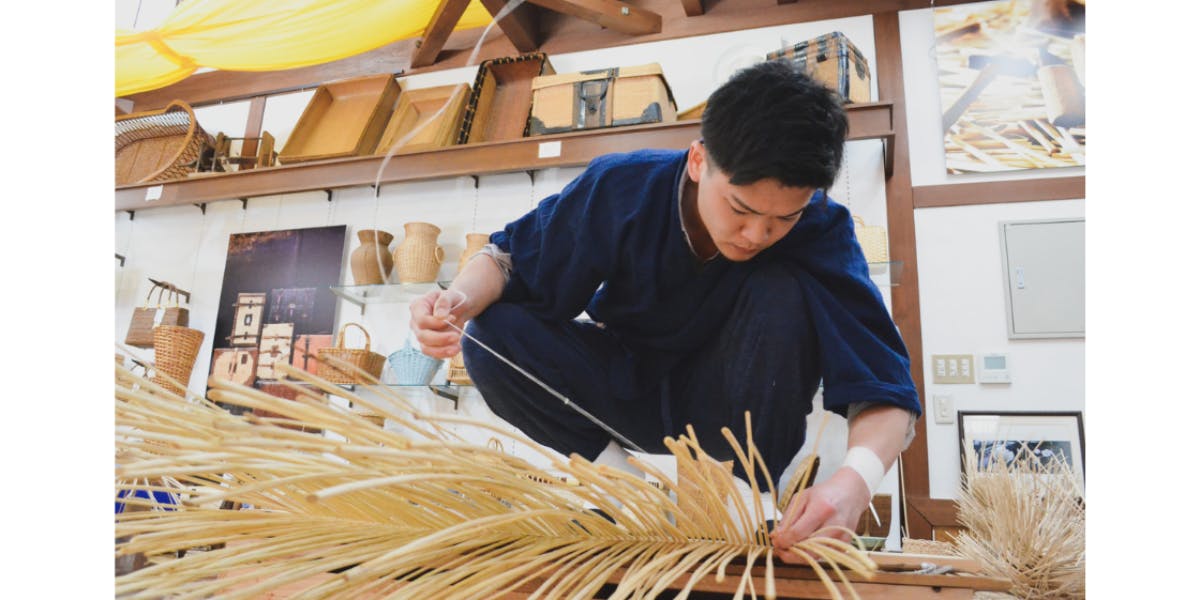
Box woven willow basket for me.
[853,215,889,263]
[447,351,472,385]
[394,222,445,283]
[115,100,214,185]
[317,323,386,384]
[151,325,205,394]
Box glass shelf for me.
[329,281,452,313]
[867,260,903,287]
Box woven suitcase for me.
[766,31,872,103]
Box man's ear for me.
[686,140,705,183]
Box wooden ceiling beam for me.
[411,0,475,67]
[480,0,544,52]
[680,0,705,16]
[526,0,662,36]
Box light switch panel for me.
[931,354,974,384]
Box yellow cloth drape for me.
[117,0,496,97]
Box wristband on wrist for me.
[842,446,886,496]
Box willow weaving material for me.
[116,359,877,599]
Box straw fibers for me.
[954,446,1085,600]
[116,355,877,599]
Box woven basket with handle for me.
[317,323,386,384]
[115,100,214,185]
[852,215,889,263]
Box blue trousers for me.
[463,265,822,488]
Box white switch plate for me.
[931,354,974,384]
[932,394,955,424]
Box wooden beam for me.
[680,0,705,16]
[913,176,1085,208]
[874,13,932,526]
[525,0,662,36]
[480,0,543,52]
[125,0,987,111]
[411,0,474,68]
[239,96,268,169]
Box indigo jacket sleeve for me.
[489,158,621,322]
[780,198,922,419]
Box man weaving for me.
[410,60,921,562]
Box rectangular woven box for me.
[766,31,872,103]
[528,63,677,135]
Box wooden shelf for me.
[115,102,893,213]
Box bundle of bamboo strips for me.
[116,357,877,599]
[954,446,1085,600]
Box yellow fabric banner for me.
[117,0,496,97]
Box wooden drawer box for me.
[766,31,872,103]
[529,63,677,135]
[458,53,555,144]
[279,74,400,163]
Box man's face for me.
[686,141,815,262]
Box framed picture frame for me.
[957,411,1085,481]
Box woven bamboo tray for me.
[458,53,555,145]
[375,84,469,155]
[115,100,214,185]
[279,74,400,164]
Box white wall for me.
[898,9,1085,500]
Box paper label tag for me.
[537,141,562,159]
[145,185,163,201]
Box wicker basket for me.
[447,351,472,385]
[317,323,386,384]
[387,341,443,385]
[394,222,445,283]
[115,100,214,185]
[853,215,889,263]
[152,325,206,394]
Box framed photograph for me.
[957,411,1084,480]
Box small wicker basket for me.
[115,100,214,185]
[151,325,206,394]
[447,351,472,385]
[387,341,443,385]
[852,215,889,264]
[317,323,386,384]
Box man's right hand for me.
[410,289,470,359]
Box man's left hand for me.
[769,467,870,563]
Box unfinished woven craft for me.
[115,100,214,185]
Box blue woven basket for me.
[388,342,442,385]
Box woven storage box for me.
[529,63,677,135]
[458,53,555,144]
[279,74,400,163]
[853,215,889,263]
[387,342,442,386]
[152,325,205,394]
[317,323,386,384]
[766,31,872,103]
[115,100,214,185]
[376,84,469,155]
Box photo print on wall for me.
[208,225,347,414]
[934,0,1085,173]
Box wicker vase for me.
[152,325,205,394]
[350,229,394,285]
[457,232,490,274]
[394,222,444,283]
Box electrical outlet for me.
[932,394,955,424]
[931,354,975,384]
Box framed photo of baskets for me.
[208,226,347,412]
[957,411,1084,481]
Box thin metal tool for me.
[442,319,648,454]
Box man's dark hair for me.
[700,60,848,190]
